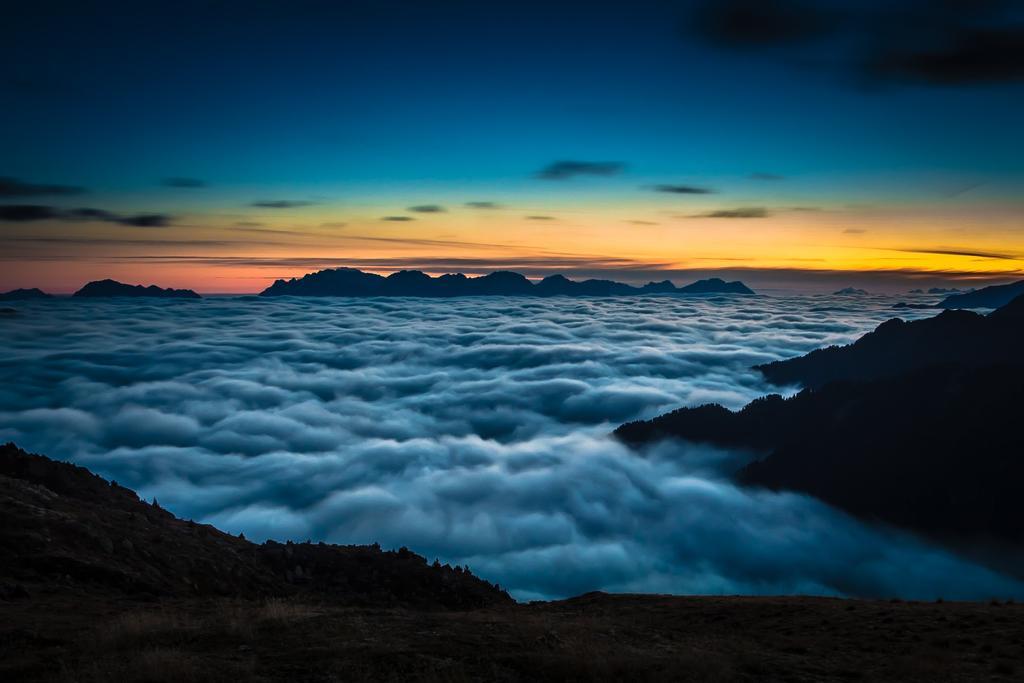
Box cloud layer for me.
[2,294,1020,601]
[536,161,625,180]
[0,205,172,227]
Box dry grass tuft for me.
[96,610,192,648]
[257,598,318,623]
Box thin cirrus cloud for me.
[2,296,1021,601]
[894,247,1022,261]
[381,216,415,222]
[650,184,715,194]
[526,215,556,221]
[0,176,85,197]
[750,172,784,181]
[250,200,316,208]
[407,204,446,213]
[465,201,501,209]
[693,207,769,218]
[536,161,625,180]
[0,204,172,227]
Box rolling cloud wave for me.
[1,294,1020,600]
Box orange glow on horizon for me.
[3,201,1022,293]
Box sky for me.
[2,0,1023,293]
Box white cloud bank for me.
[2,293,1020,600]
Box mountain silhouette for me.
[0,288,51,301]
[616,294,1024,562]
[616,365,1024,556]
[0,442,508,608]
[73,279,202,298]
[259,267,754,297]
[757,295,1024,389]
[938,279,1024,309]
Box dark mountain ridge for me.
[73,279,201,299]
[938,279,1024,309]
[259,267,754,297]
[615,294,1024,563]
[616,364,1024,552]
[0,288,51,301]
[0,442,508,609]
[756,297,1024,389]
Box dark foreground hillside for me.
[3,445,1024,681]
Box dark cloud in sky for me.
[466,201,501,209]
[66,208,172,227]
[1,296,1020,601]
[896,247,1022,261]
[408,204,446,213]
[691,0,1024,87]
[695,207,769,218]
[382,216,415,221]
[526,215,556,220]
[0,204,172,227]
[0,204,58,221]
[66,208,117,221]
[750,172,784,181]
[0,177,85,197]
[250,200,315,208]
[843,228,866,234]
[162,177,206,188]
[537,161,625,180]
[118,213,172,227]
[692,0,836,48]
[651,184,715,194]
[866,26,1024,86]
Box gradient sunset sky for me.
[2,0,1023,293]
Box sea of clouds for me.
[2,292,1021,601]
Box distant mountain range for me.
[0,288,51,301]
[616,293,1024,565]
[8,275,1023,303]
[72,279,202,298]
[937,279,1024,309]
[259,268,755,297]
[757,294,1024,389]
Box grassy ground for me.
[3,592,1022,682]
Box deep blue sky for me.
[4,1,1022,186]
